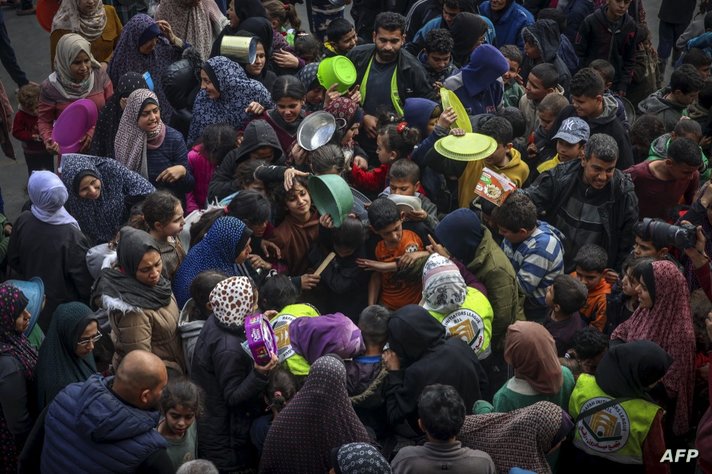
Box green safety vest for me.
[427,287,493,359]
[568,374,661,465]
[270,304,319,376]
[360,56,403,117]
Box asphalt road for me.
[0,0,666,220]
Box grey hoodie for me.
[638,88,686,132]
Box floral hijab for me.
[0,283,37,379]
[51,0,107,41]
[50,34,101,100]
[114,88,163,177]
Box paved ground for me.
[0,0,666,220]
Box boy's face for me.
[490,0,507,12]
[671,89,700,106]
[503,59,520,83]
[633,235,669,258]
[426,51,451,73]
[697,65,711,79]
[556,140,584,162]
[575,267,603,290]
[498,225,529,244]
[390,178,419,196]
[249,146,275,162]
[572,94,602,119]
[373,218,404,249]
[335,28,357,54]
[579,351,606,375]
[441,4,460,27]
[484,143,510,168]
[525,73,550,102]
[523,40,540,60]
[665,159,699,181]
[607,0,632,18]
[427,117,438,136]
[537,109,557,133]
[675,131,702,144]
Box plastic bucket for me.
[308,174,354,227]
[317,56,357,93]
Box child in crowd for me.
[323,18,358,57]
[681,47,712,79]
[589,59,630,130]
[526,93,570,175]
[359,198,427,310]
[521,19,572,94]
[351,122,420,196]
[250,368,298,454]
[262,76,307,153]
[12,83,53,175]
[235,161,268,197]
[493,192,564,321]
[690,75,712,128]
[647,118,709,181]
[605,256,648,336]
[158,379,202,471]
[639,64,705,132]
[630,114,666,164]
[385,159,439,237]
[480,117,530,186]
[391,384,496,473]
[543,275,588,357]
[500,45,525,108]
[294,34,322,64]
[186,124,237,213]
[561,327,609,379]
[519,63,563,137]
[632,220,677,260]
[421,28,459,89]
[536,117,590,174]
[573,244,611,332]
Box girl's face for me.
[285,183,311,220]
[139,37,159,55]
[137,103,161,133]
[275,96,303,123]
[245,43,266,77]
[621,270,637,297]
[135,250,163,287]
[164,404,196,438]
[75,321,99,358]
[69,51,92,83]
[155,203,185,238]
[249,220,268,238]
[342,122,359,146]
[78,175,102,200]
[235,237,252,265]
[14,308,30,333]
[376,133,397,164]
[77,0,97,14]
[245,179,267,196]
[305,85,326,105]
[635,279,653,309]
[200,70,220,100]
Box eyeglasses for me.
[77,331,102,346]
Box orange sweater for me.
[577,277,611,332]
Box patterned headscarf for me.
[0,283,36,380]
[331,443,392,474]
[155,0,226,60]
[611,259,696,436]
[114,88,161,177]
[209,276,255,329]
[50,34,101,100]
[28,170,80,229]
[187,56,272,146]
[504,321,563,395]
[324,97,362,132]
[261,355,370,472]
[421,253,467,314]
[51,0,107,41]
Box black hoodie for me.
[521,19,572,95]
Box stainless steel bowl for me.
[296,111,337,151]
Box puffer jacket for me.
[104,294,186,374]
[521,19,572,94]
[162,50,203,139]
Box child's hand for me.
[261,240,281,259]
[323,83,340,109]
[356,258,393,272]
[300,273,321,290]
[245,101,265,115]
[426,234,450,258]
[272,49,300,69]
[3,223,11,237]
[437,106,457,129]
[382,349,400,371]
[363,114,378,139]
[289,141,308,165]
[433,81,444,90]
[405,208,428,222]
[352,156,368,170]
[319,213,334,228]
[254,352,279,375]
[602,268,619,285]
[398,250,428,269]
[449,128,465,137]
[247,254,272,270]
[347,85,361,104]
[156,165,187,183]
[45,140,60,154]
[283,167,310,190]
[526,142,538,161]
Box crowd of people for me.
[1,0,712,472]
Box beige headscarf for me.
[51,0,107,41]
[49,34,101,100]
[155,0,228,60]
[114,88,161,178]
[504,321,563,395]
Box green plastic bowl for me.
[308,174,354,227]
[317,56,357,94]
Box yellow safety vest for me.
[270,304,319,376]
[360,56,403,117]
[427,287,493,359]
[568,374,661,465]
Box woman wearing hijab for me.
[35,302,99,411]
[0,283,37,474]
[114,89,195,201]
[567,341,670,473]
[187,55,272,146]
[297,62,324,113]
[59,153,155,245]
[260,354,370,473]
[50,0,123,66]
[211,0,267,56]
[108,14,190,124]
[90,72,148,158]
[459,401,572,474]
[493,321,575,412]
[7,171,93,332]
[155,0,229,60]
[92,227,185,375]
[611,259,696,437]
[172,216,253,307]
[39,34,114,155]
[191,276,278,472]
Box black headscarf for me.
[234,0,266,23]
[596,340,672,400]
[237,16,274,56]
[450,13,489,67]
[434,209,485,264]
[387,305,446,368]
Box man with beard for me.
[41,350,173,473]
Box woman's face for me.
[75,320,99,358]
[305,85,325,105]
[70,51,92,83]
[200,70,220,100]
[78,175,101,200]
[139,37,159,55]
[245,43,266,77]
[14,308,31,333]
[137,103,161,133]
[275,96,303,123]
[228,0,239,28]
[135,250,163,287]
[285,183,311,220]
[635,280,653,309]
[342,122,359,146]
[235,237,252,264]
[77,0,97,15]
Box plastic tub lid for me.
[434,133,497,161]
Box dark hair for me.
[234,159,266,190]
[492,191,537,232]
[424,28,454,54]
[633,219,671,250]
[574,243,608,273]
[309,144,346,175]
[537,93,569,114]
[443,0,463,9]
[201,124,237,166]
[668,137,702,167]
[498,107,526,138]
[630,114,665,163]
[275,175,310,208]
[705,11,712,30]
[259,274,299,311]
[670,64,705,94]
[537,7,566,32]
[379,123,420,159]
[683,48,712,70]
[326,18,354,43]
[571,67,605,98]
[374,12,406,34]
[332,216,367,251]
[585,133,618,163]
[262,0,301,29]
[572,327,609,360]
[479,116,513,145]
[294,34,321,61]
[530,63,560,89]
[589,59,615,85]
[674,117,703,139]
[271,75,306,102]
[189,270,230,320]
[265,367,298,413]
[132,190,181,232]
[367,197,400,231]
[17,83,40,111]
[499,44,522,64]
[358,305,390,347]
[160,378,204,417]
[227,190,271,225]
[552,274,588,314]
[417,384,466,441]
[388,158,420,183]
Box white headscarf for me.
[49,34,101,100]
[52,0,107,41]
[28,171,80,229]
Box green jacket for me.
[465,227,524,350]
